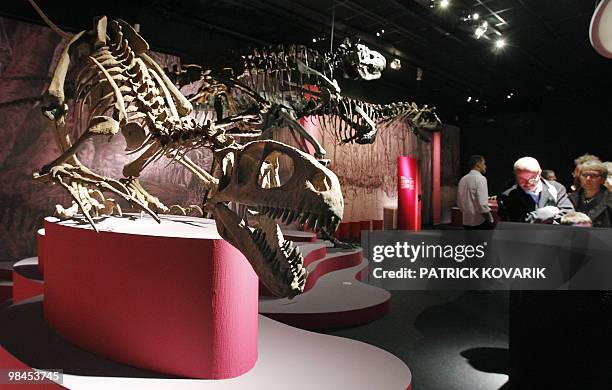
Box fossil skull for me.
[340,41,387,81]
[207,140,344,298]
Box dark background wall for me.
[460,94,612,196]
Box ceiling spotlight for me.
[495,38,506,48]
[312,38,317,43]
[467,96,472,102]
[376,32,380,37]
[472,13,480,20]
[390,58,402,70]
[381,29,385,33]
[440,0,450,8]
[475,21,488,39]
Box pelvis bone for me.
[208,140,344,298]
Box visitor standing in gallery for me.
[457,155,494,229]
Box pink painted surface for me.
[337,222,351,240]
[43,216,258,379]
[303,250,363,292]
[360,220,371,232]
[12,271,42,304]
[432,131,441,225]
[349,221,361,241]
[283,230,317,243]
[397,156,421,231]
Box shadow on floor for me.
[0,299,177,378]
[326,291,510,390]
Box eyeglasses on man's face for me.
[515,172,540,185]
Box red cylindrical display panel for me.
[397,156,421,231]
[43,217,258,379]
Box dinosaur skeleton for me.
[320,98,442,145]
[32,15,344,299]
[175,41,440,160]
[175,39,387,161]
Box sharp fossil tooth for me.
[308,214,319,230]
[281,209,291,223]
[286,210,295,223]
[291,210,300,223]
[299,213,309,225]
[297,269,307,281]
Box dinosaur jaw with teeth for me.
[208,140,344,299]
[210,203,310,299]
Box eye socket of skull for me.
[257,150,295,189]
[236,144,264,186]
[308,171,333,192]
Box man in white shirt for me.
[457,155,494,229]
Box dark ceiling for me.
[1,0,610,123]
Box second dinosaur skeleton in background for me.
[173,39,388,162]
[173,40,440,160]
[33,15,344,299]
[321,98,442,144]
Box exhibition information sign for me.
[362,223,612,290]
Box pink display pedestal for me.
[12,257,43,304]
[360,220,371,232]
[336,222,350,240]
[43,215,258,379]
[349,221,361,241]
[372,219,384,230]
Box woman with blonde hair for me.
[568,161,612,227]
